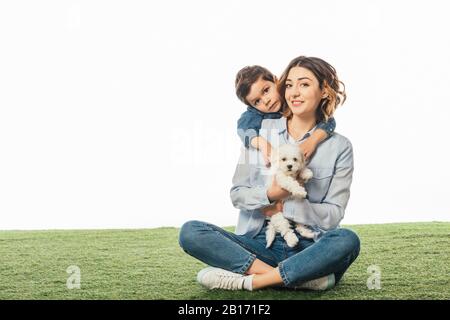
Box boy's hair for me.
[235,65,276,107]
[278,56,346,123]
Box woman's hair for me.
[235,65,276,107]
[278,56,346,123]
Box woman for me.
[178,56,360,291]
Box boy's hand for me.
[250,136,272,167]
[301,128,328,161]
[261,200,283,217]
[299,136,319,161]
[260,144,272,168]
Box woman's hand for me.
[261,200,284,217]
[266,176,290,202]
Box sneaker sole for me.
[197,266,215,284]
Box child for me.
[234,65,336,166]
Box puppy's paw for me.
[285,232,299,247]
[301,168,313,182]
[300,230,315,239]
[266,229,275,248]
[292,188,307,199]
[296,225,315,239]
[298,191,308,198]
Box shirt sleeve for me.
[237,112,264,149]
[316,117,336,137]
[229,148,273,211]
[283,139,353,230]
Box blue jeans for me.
[179,220,360,287]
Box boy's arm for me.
[250,136,272,166]
[316,117,336,137]
[301,117,336,160]
[237,111,263,149]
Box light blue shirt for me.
[230,117,354,239]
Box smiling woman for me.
[278,56,346,130]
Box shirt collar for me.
[279,117,317,142]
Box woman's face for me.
[245,77,282,113]
[285,66,325,118]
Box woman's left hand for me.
[261,200,284,217]
[267,176,291,202]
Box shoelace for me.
[215,271,244,290]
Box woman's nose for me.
[291,86,301,97]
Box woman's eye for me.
[264,87,269,93]
[254,99,260,106]
[286,84,292,88]
[300,83,309,87]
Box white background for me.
[1,0,449,230]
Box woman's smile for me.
[291,100,304,107]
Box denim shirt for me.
[230,117,353,239]
[237,107,282,148]
[237,106,336,148]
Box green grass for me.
[0,222,449,300]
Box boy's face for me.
[245,77,282,113]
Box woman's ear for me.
[322,82,330,99]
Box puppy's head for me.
[271,144,305,176]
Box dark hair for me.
[278,56,346,122]
[235,65,276,107]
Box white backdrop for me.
[1,0,449,230]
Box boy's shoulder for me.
[237,109,265,129]
[238,108,264,122]
[239,107,282,120]
[239,108,262,117]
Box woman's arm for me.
[283,140,353,230]
[229,148,273,211]
[231,118,289,211]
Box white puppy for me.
[265,144,316,248]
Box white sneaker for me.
[292,274,335,291]
[197,267,246,290]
